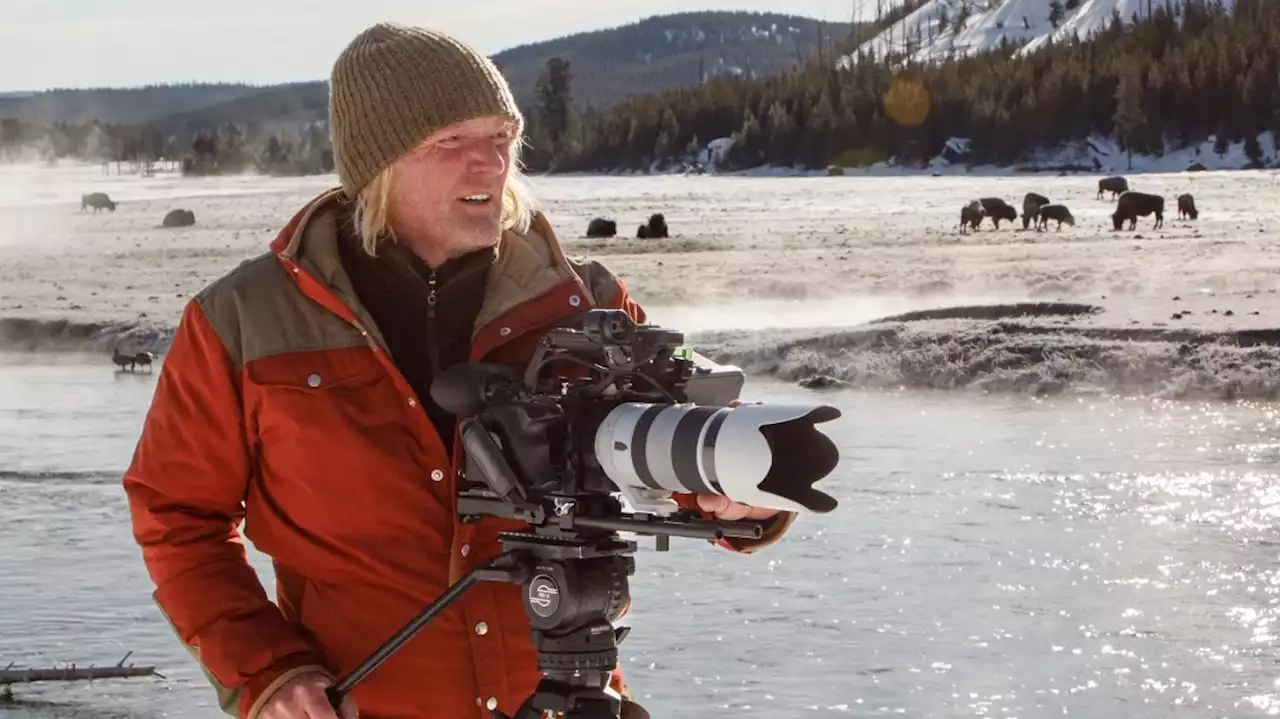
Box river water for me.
[1,352,1278,718]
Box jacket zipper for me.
[426,268,439,377]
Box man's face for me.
[386,115,517,263]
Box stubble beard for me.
[443,202,503,259]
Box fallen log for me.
[1,652,157,685]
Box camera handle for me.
[324,559,516,708]
[325,539,634,719]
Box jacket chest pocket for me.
[243,346,426,503]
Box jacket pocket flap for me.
[246,346,383,389]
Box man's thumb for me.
[696,493,731,514]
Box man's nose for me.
[468,141,507,177]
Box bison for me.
[1177,193,1198,220]
[1036,204,1075,231]
[586,217,616,237]
[1112,191,1164,230]
[81,192,116,212]
[162,209,195,227]
[112,347,154,372]
[960,200,985,233]
[132,350,156,371]
[112,348,134,371]
[979,197,1018,228]
[1022,192,1050,229]
[1097,176,1129,200]
[636,213,669,239]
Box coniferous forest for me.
[521,0,1280,171]
[1,0,1275,175]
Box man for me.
[122,22,794,719]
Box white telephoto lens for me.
[594,403,840,514]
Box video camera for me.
[326,309,841,719]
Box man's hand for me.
[258,672,357,719]
[694,398,781,522]
[695,493,780,521]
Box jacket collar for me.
[270,187,589,340]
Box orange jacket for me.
[122,188,793,719]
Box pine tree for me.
[1049,0,1066,27]
[1244,131,1263,166]
[535,58,574,163]
[1112,69,1145,168]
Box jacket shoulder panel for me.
[194,253,366,369]
[563,254,622,309]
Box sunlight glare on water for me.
[1,355,1279,718]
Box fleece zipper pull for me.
[426,268,439,375]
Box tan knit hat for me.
[329,22,523,197]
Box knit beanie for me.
[329,22,523,197]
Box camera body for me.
[439,310,742,521]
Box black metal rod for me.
[326,569,483,705]
[711,519,766,540]
[572,514,762,540]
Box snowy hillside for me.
[839,0,1235,66]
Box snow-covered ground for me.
[2,161,1278,400]
[840,0,1237,66]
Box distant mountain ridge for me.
[494,11,855,111]
[0,11,856,130]
[0,83,270,126]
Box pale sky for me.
[1,1,871,92]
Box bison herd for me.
[79,192,198,227]
[586,213,669,239]
[958,175,1200,235]
[961,194,1075,233]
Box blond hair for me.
[352,137,536,256]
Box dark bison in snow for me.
[1022,192,1050,229]
[1036,204,1075,231]
[586,217,617,237]
[112,348,155,372]
[636,213,668,239]
[81,192,116,212]
[960,200,985,233]
[1177,193,1198,220]
[1112,191,1164,230]
[1096,175,1129,200]
[162,209,196,227]
[978,197,1018,228]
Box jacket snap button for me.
[568,294,581,307]
[306,374,321,387]
[485,697,498,711]
[461,544,471,556]
[475,621,488,635]
[407,398,416,407]
[499,327,511,336]
[431,469,444,482]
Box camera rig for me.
[325,310,840,718]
